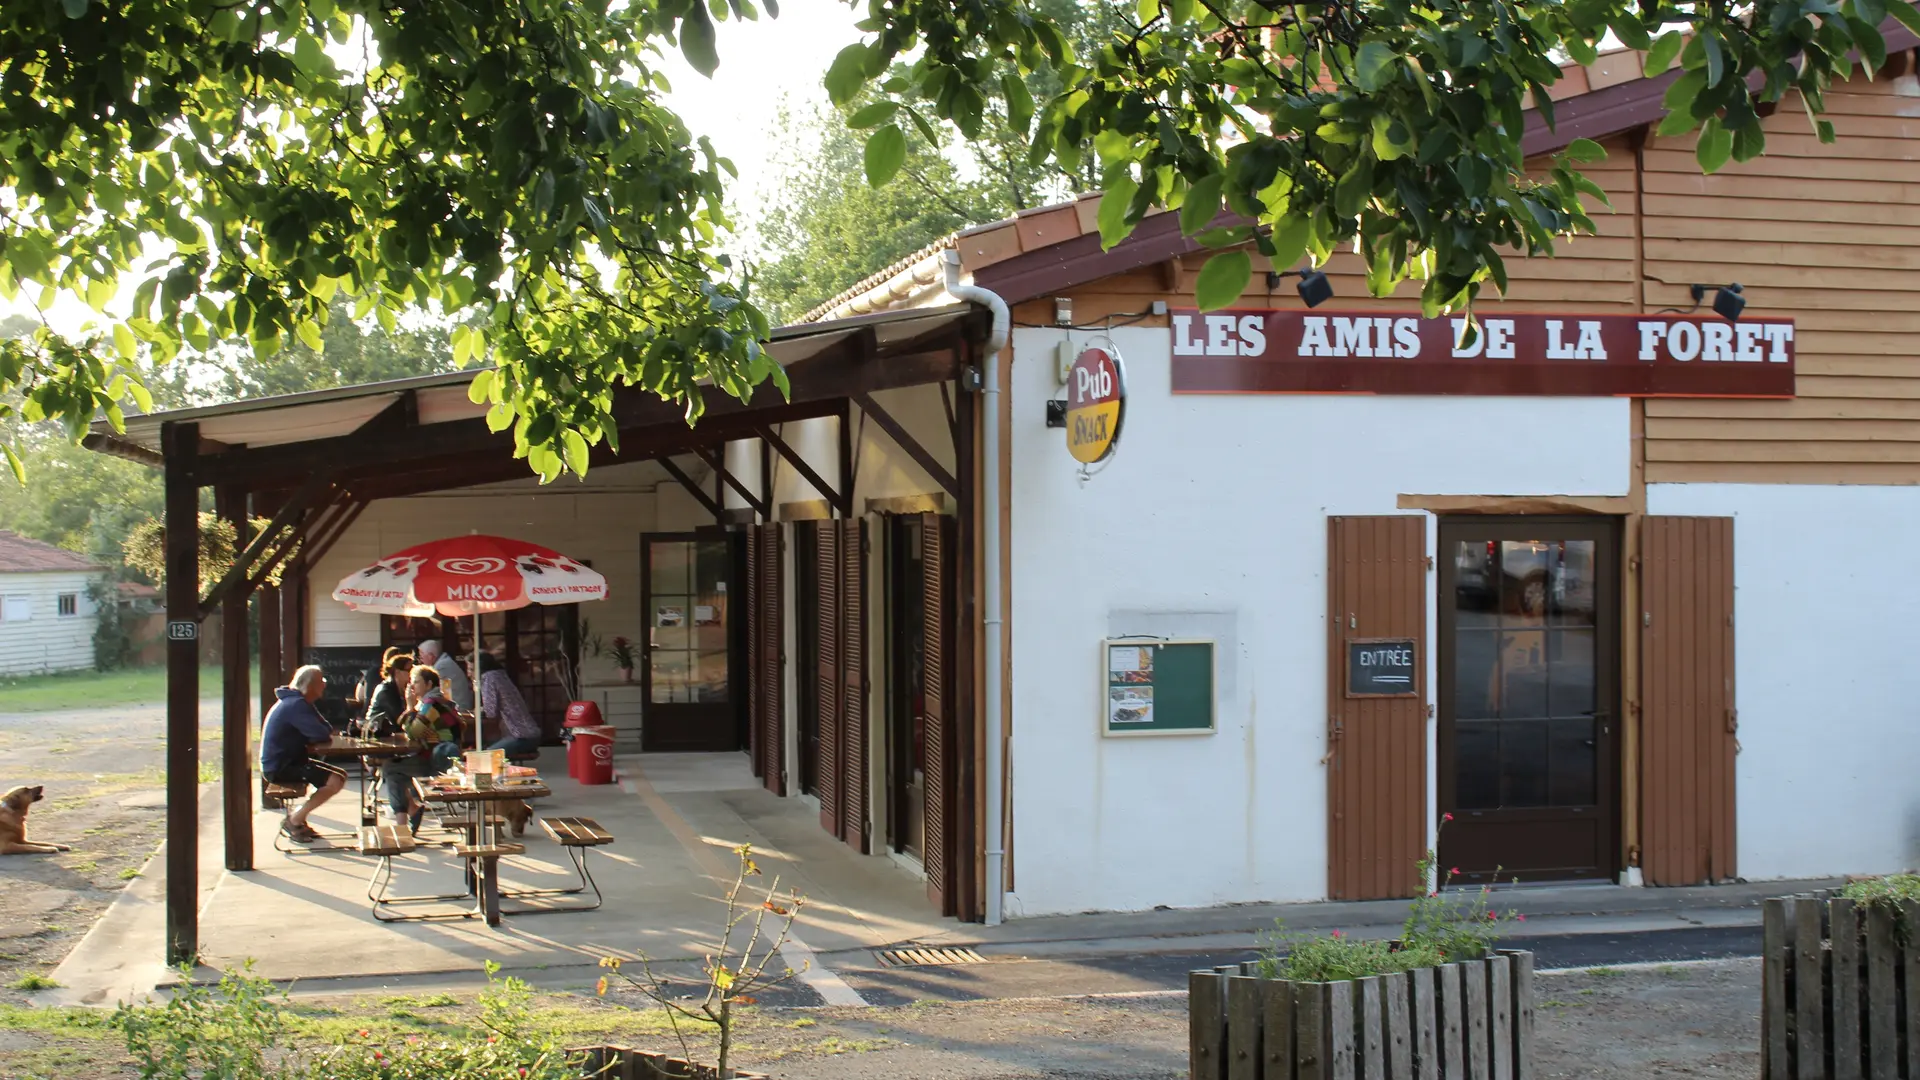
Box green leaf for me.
[1701,32,1725,88]
[1002,73,1035,136]
[862,124,907,186]
[295,320,323,351]
[1645,31,1684,77]
[680,6,719,77]
[468,369,495,403]
[1370,115,1412,161]
[1816,119,1837,143]
[1890,0,1920,35]
[1353,41,1396,92]
[1097,177,1139,249]
[1193,250,1252,312]
[1268,215,1311,272]
[561,429,590,476]
[60,0,85,18]
[1608,17,1652,51]
[1136,0,1161,23]
[847,102,898,129]
[2,444,22,485]
[1695,117,1734,173]
[824,45,869,106]
[1563,137,1607,164]
[1180,174,1225,236]
[1731,122,1767,162]
[1658,71,1706,136]
[1856,0,1888,27]
[1334,157,1374,219]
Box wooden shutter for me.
[839,518,870,853]
[921,513,956,913]
[1640,516,1736,886]
[814,521,843,838]
[749,523,785,796]
[746,527,765,782]
[1326,515,1428,901]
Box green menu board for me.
[1103,638,1216,737]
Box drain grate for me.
[875,946,988,968]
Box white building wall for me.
[0,570,99,675]
[1004,325,1632,918]
[1645,482,1920,883]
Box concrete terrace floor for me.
[57,749,950,997]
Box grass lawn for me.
[0,664,222,713]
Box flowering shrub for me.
[312,964,584,1080]
[1256,816,1524,982]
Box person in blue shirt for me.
[260,665,346,844]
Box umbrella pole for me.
[473,611,482,753]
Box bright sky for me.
[654,0,862,258]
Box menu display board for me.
[1103,639,1215,737]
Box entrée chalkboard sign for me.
[1347,638,1418,698]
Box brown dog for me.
[502,798,533,838]
[1,786,72,855]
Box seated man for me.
[260,664,346,844]
[479,653,542,758]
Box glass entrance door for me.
[1438,519,1619,883]
[641,532,741,752]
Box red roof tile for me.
[0,531,104,574]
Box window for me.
[1,595,31,622]
[57,593,78,617]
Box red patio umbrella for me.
[331,534,608,750]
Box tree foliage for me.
[2,0,1908,481]
[835,0,1920,313]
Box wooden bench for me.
[262,782,306,809]
[495,817,615,915]
[364,823,474,923]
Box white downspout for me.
[942,248,1010,926]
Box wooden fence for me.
[570,1045,769,1079]
[1190,950,1535,1080]
[1763,892,1920,1080]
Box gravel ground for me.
[0,700,209,1004]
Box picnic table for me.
[311,735,419,828]
[412,775,553,926]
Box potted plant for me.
[608,636,635,683]
[1192,818,1535,1080]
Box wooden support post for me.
[258,582,281,718]
[280,559,304,702]
[836,400,853,519]
[217,487,253,872]
[758,437,772,525]
[162,422,200,967]
[656,456,726,521]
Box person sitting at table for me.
[383,666,465,833]
[361,652,414,738]
[478,653,542,758]
[356,646,404,714]
[416,638,474,713]
[260,665,346,845]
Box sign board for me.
[1066,345,1126,463]
[1103,639,1215,736]
[1347,638,1419,698]
[303,646,385,728]
[166,620,198,642]
[1169,309,1795,398]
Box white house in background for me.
[0,531,103,676]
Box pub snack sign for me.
[1066,345,1126,463]
[1169,309,1796,398]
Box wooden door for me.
[746,523,785,795]
[1327,516,1429,900]
[839,517,870,854]
[814,521,843,837]
[920,513,958,914]
[641,532,742,752]
[1640,516,1736,886]
[1438,517,1620,884]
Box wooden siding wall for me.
[1017,64,1920,487]
[1641,75,1920,484]
[0,571,99,676]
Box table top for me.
[312,736,418,760]
[413,777,553,803]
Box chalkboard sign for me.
[303,646,384,728]
[1347,638,1419,698]
[1103,639,1215,737]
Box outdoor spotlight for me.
[1690,282,1746,321]
[1267,266,1334,308]
[1295,269,1334,308]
